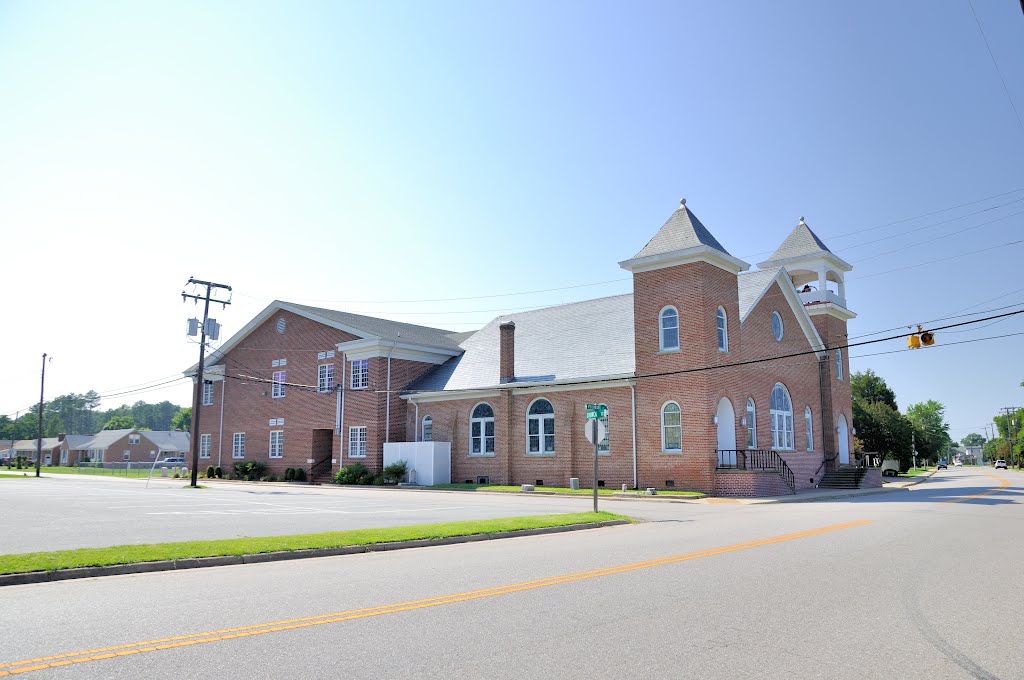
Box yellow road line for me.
[941,470,1012,504]
[0,519,872,677]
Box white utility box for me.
[382,442,451,486]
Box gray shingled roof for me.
[141,431,191,452]
[10,438,61,451]
[69,429,135,450]
[63,435,93,449]
[737,268,782,319]
[765,220,833,263]
[632,200,731,259]
[408,294,635,393]
[285,302,465,350]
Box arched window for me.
[661,402,682,452]
[660,307,679,351]
[470,403,494,454]
[716,307,728,352]
[835,348,843,380]
[746,398,757,448]
[770,384,794,450]
[527,399,555,454]
[422,415,433,442]
[805,407,813,451]
[771,311,784,342]
[597,404,610,454]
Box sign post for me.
[584,404,607,513]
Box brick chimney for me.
[499,322,515,384]
[58,433,66,442]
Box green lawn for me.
[900,467,934,477]
[6,465,178,479]
[429,483,703,497]
[0,512,628,576]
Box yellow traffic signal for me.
[920,331,935,346]
[908,334,921,350]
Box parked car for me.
[161,457,185,465]
[995,459,1008,470]
[954,460,963,467]
[936,460,948,470]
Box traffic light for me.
[907,334,921,350]
[920,330,935,346]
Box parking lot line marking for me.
[0,519,872,676]
[940,471,1012,504]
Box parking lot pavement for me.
[0,475,645,554]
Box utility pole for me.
[1001,407,1021,468]
[182,278,231,488]
[912,431,917,472]
[35,354,48,478]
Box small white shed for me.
[382,442,451,486]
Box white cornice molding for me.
[337,339,462,365]
[757,251,852,273]
[403,375,636,403]
[619,245,751,275]
[805,303,858,321]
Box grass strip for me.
[429,483,702,497]
[0,512,628,576]
[900,467,934,477]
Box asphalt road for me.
[1,467,1022,679]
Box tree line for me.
[0,391,190,441]
[852,370,954,470]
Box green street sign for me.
[585,404,607,419]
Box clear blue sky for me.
[1,1,1022,441]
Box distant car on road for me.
[936,461,948,470]
[995,459,1008,470]
[954,460,963,467]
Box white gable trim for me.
[740,269,826,359]
[619,245,751,275]
[338,338,462,365]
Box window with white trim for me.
[805,407,814,451]
[746,398,757,448]
[835,348,843,381]
[200,434,211,459]
[349,427,367,457]
[771,311,784,342]
[202,381,214,406]
[662,402,682,452]
[271,371,286,398]
[269,430,283,458]
[129,434,141,445]
[318,364,335,393]
[716,307,728,352]
[470,403,494,454]
[123,450,130,461]
[527,399,555,454]
[660,307,679,351]
[597,404,610,454]
[232,432,246,459]
[422,416,433,442]
[770,383,794,450]
[350,359,368,389]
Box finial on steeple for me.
[798,216,806,225]
[679,198,687,208]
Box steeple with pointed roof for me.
[619,199,750,274]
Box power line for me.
[851,238,1024,280]
[967,0,1024,135]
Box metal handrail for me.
[309,455,332,484]
[716,448,796,493]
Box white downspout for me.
[385,343,395,444]
[630,383,638,490]
[415,401,419,442]
[339,352,347,458]
[217,380,225,468]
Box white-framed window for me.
[661,402,682,452]
[527,399,555,454]
[771,311,784,342]
[422,416,433,442]
[746,398,757,448]
[272,371,286,398]
[318,364,335,393]
[597,404,610,454]
[835,348,843,381]
[770,383,794,450]
[123,450,131,461]
[200,434,211,459]
[348,426,367,457]
[232,432,246,459]
[202,381,214,406]
[716,306,728,352]
[805,407,814,451]
[128,433,141,445]
[350,359,369,389]
[149,450,156,458]
[269,430,284,458]
[470,403,495,455]
[660,306,679,351]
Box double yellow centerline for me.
[0,519,872,677]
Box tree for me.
[961,433,986,448]
[906,400,952,463]
[853,399,914,469]
[850,370,898,410]
[170,407,191,432]
[102,415,136,431]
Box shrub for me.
[206,466,216,479]
[382,460,408,485]
[172,471,181,478]
[284,468,295,482]
[215,466,223,478]
[232,461,268,482]
[293,468,307,482]
[333,463,371,485]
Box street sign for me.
[584,417,607,445]
[585,404,607,419]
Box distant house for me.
[63,429,191,465]
[5,437,64,465]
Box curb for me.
[0,520,630,588]
[748,486,900,504]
